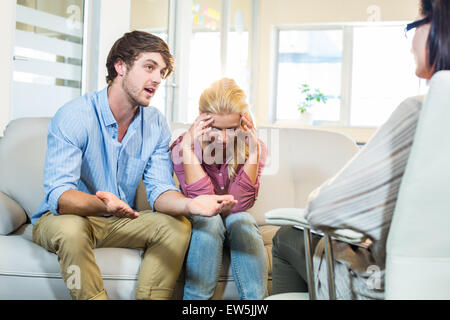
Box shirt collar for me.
[98,86,143,129]
[99,86,117,127]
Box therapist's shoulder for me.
[389,95,424,122]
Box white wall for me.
[0,1,15,136]
[96,0,131,90]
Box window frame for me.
[270,21,413,129]
[169,0,259,123]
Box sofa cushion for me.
[0,224,142,281]
[0,192,27,235]
[0,118,50,220]
[247,128,359,225]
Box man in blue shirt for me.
[31,31,237,300]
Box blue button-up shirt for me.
[31,86,179,225]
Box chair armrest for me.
[265,207,367,245]
[264,208,310,228]
[0,192,27,235]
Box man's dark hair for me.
[105,31,174,84]
[420,0,450,74]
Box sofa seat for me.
[0,223,278,300]
[0,224,142,299]
[0,118,359,299]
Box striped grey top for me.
[305,96,424,299]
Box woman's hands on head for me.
[181,113,213,150]
[240,112,259,158]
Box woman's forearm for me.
[243,144,260,185]
[182,145,208,185]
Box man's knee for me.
[34,213,93,251]
[151,212,192,243]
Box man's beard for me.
[122,77,150,107]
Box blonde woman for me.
[170,78,268,299]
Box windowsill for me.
[263,121,377,145]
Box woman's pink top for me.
[170,134,268,216]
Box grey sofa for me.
[0,118,358,299]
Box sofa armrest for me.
[0,191,27,235]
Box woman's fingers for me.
[196,113,212,125]
[198,118,214,130]
[243,117,254,129]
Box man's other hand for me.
[96,191,139,219]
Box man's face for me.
[121,52,168,107]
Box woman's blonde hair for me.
[199,78,250,179]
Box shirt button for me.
[219,173,222,177]
[220,186,224,190]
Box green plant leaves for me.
[298,84,328,114]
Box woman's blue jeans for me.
[183,212,268,300]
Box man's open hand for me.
[96,191,139,219]
[186,194,237,217]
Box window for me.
[187,26,222,123]
[130,0,170,116]
[129,0,256,124]
[275,28,342,123]
[185,0,255,123]
[272,23,428,127]
[13,0,85,119]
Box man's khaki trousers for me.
[32,210,191,300]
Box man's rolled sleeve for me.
[46,185,77,215]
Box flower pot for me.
[298,111,314,125]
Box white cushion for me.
[249,128,358,225]
[265,208,309,227]
[0,118,49,220]
[0,192,27,235]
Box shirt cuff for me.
[184,175,215,198]
[149,184,181,210]
[47,185,77,215]
[236,170,259,192]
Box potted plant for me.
[298,84,328,125]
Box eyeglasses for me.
[405,17,430,38]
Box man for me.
[31,31,237,300]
